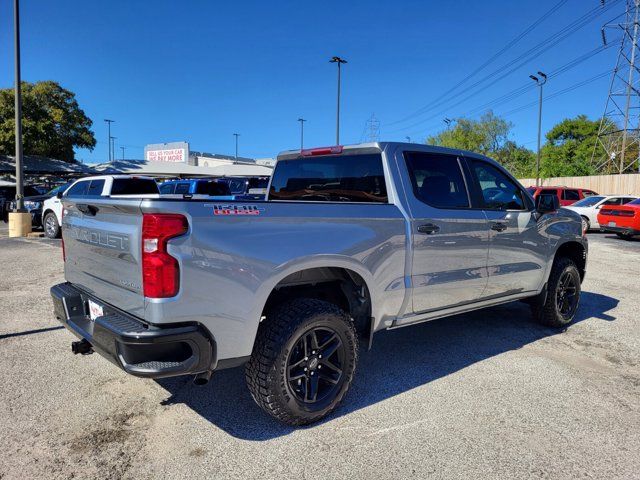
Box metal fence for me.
[518,174,640,195]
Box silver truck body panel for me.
[60,142,587,362]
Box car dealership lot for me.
[0,224,638,480]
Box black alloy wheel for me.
[556,270,578,319]
[286,326,345,404]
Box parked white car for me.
[564,194,638,231]
[41,175,159,238]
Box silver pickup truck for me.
[51,142,587,425]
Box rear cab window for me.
[159,183,175,194]
[174,183,191,194]
[269,153,388,203]
[110,178,159,195]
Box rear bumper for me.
[600,225,640,236]
[50,282,215,378]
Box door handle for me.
[490,221,508,232]
[76,204,99,216]
[417,223,440,234]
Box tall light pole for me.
[120,146,125,160]
[104,119,115,161]
[530,71,547,187]
[13,0,24,212]
[110,136,116,161]
[330,56,347,145]
[405,136,411,143]
[233,133,240,159]
[298,118,306,149]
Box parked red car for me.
[597,198,640,239]
[526,186,598,206]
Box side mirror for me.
[56,191,64,199]
[536,193,559,213]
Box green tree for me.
[495,141,536,178]
[426,111,536,175]
[0,81,96,162]
[426,111,512,155]
[539,115,602,177]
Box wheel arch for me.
[257,260,377,345]
[553,240,587,281]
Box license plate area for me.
[609,221,616,227]
[88,299,104,321]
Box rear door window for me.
[621,197,636,204]
[270,153,388,203]
[562,189,580,201]
[87,179,105,196]
[602,197,622,206]
[65,180,90,197]
[403,152,469,208]
[540,189,558,196]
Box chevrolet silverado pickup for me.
[51,142,587,425]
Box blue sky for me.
[0,0,619,162]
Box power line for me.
[386,0,621,129]
[385,0,569,127]
[390,42,615,137]
[400,69,612,141]
[500,70,612,117]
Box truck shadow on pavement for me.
[157,291,617,441]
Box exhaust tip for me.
[193,371,212,386]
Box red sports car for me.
[597,198,640,239]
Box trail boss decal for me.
[207,204,264,216]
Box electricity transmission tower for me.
[593,0,640,173]
[365,113,380,142]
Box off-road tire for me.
[245,298,358,426]
[43,212,60,238]
[531,256,581,328]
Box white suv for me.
[41,175,159,238]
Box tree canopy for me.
[424,112,609,179]
[0,81,96,162]
[425,111,536,177]
[539,115,601,177]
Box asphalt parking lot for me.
[0,223,638,480]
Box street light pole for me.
[104,119,114,162]
[405,136,411,143]
[530,71,547,187]
[13,0,24,212]
[120,146,125,160]
[297,118,306,149]
[233,133,240,160]
[110,136,116,161]
[330,56,347,145]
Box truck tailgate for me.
[62,198,146,317]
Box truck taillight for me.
[141,213,188,298]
